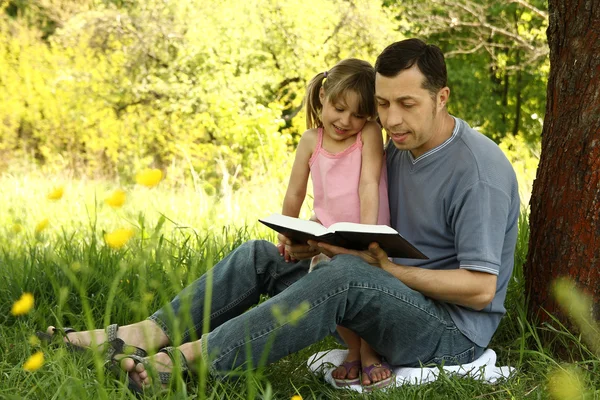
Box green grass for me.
[1,173,599,399]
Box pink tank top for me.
[308,128,390,228]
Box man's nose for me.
[386,106,404,128]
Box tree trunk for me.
[525,0,600,325]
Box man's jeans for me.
[149,240,484,377]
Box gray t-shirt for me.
[386,117,520,347]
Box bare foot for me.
[45,320,168,353]
[119,351,173,388]
[360,346,392,386]
[332,348,361,381]
[119,341,200,390]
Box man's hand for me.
[309,240,392,269]
[277,233,320,262]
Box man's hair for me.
[305,58,376,129]
[375,39,447,97]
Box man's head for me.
[374,38,447,99]
[374,39,453,157]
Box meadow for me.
[1,165,598,400]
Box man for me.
[44,39,519,391]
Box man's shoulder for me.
[454,119,514,174]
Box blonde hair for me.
[305,58,376,129]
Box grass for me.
[1,172,599,399]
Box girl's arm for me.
[282,129,316,218]
[280,130,316,261]
[359,121,385,225]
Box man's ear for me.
[437,86,450,110]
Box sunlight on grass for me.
[4,160,598,399]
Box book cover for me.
[259,214,428,259]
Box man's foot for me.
[119,351,173,389]
[119,341,198,390]
[43,320,168,354]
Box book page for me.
[260,214,328,236]
[328,222,398,234]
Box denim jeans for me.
[149,240,484,377]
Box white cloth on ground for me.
[307,348,514,392]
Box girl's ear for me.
[319,87,326,105]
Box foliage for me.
[0,0,400,189]
[384,0,548,143]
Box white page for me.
[261,214,328,236]
[328,221,398,234]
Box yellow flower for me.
[35,218,49,233]
[23,351,44,372]
[12,224,23,234]
[135,168,163,188]
[11,293,34,316]
[28,335,41,347]
[291,396,302,400]
[105,189,126,208]
[548,366,586,400]
[70,262,81,272]
[47,186,64,200]
[104,228,135,249]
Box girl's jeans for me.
[148,240,484,377]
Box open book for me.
[259,213,427,259]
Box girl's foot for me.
[44,320,168,353]
[332,348,361,381]
[360,347,392,386]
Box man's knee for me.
[312,254,370,282]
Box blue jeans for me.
[149,240,484,377]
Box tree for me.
[525,0,600,326]
[385,0,548,142]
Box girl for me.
[279,58,393,390]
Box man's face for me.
[375,65,448,158]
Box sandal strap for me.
[105,324,147,361]
[159,346,189,373]
[362,361,392,380]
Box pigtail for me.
[304,72,326,129]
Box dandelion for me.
[35,218,49,233]
[23,351,44,372]
[105,189,126,208]
[12,224,23,234]
[548,365,586,400]
[11,292,34,316]
[28,335,41,347]
[104,228,135,249]
[135,168,163,188]
[47,186,64,200]
[291,396,302,400]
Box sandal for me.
[36,324,147,361]
[332,360,361,387]
[123,346,190,395]
[35,327,86,353]
[361,361,394,392]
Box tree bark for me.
[525,0,600,325]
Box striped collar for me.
[410,116,459,164]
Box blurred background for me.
[0,0,545,204]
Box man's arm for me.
[379,257,497,310]
[313,242,497,310]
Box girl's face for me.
[319,89,368,142]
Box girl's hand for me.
[278,233,320,262]
[309,240,391,268]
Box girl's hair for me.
[305,58,376,129]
